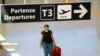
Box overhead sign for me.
[1,2,91,23]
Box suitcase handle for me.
[53,46,61,52]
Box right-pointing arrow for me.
[74,4,88,18]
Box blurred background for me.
[0,0,100,56]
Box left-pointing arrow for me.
[74,4,88,18]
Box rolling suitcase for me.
[52,46,61,56]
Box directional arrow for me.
[74,4,88,18]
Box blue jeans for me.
[42,42,53,56]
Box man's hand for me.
[53,42,56,47]
[40,34,43,48]
[40,43,42,48]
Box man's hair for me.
[44,24,49,28]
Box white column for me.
[44,0,48,4]
[24,0,26,4]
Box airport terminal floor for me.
[0,0,100,56]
